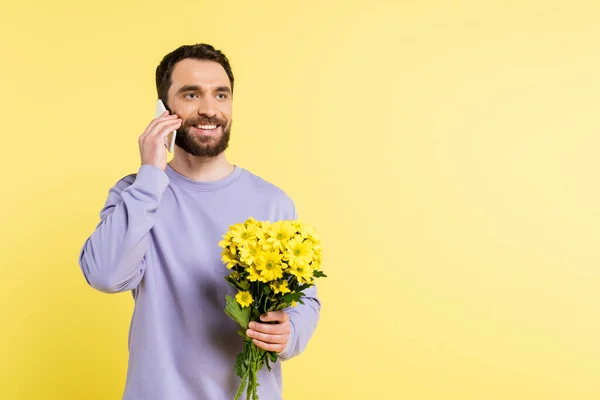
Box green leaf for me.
[269,351,278,363]
[281,291,304,304]
[225,276,252,291]
[263,350,278,372]
[225,295,251,329]
[313,270,327,278]
[235,352,247,378]
[238,280,250,290]
[296,283,311,292]
[263,285,271,295]
[265,357,272,372]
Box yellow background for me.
[2,1,600,399]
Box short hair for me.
[155,43,234,104]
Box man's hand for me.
[246,311,291,353]
[139,110,181,171]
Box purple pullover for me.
[78,164,321,400]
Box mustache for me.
[185,116,227,126]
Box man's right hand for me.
[139,110,182,171]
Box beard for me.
[175,115,232,157]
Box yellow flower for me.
[246,263,267,283]
[244,217,260,230]
[221,247,237,270]
[235,291,253,308]
[290,300,297,307]
[230,223,257,248]
[270,280,291,295]
[312,242,323,267]
[311,258,322,271]
[244,216,257,224]
[304,225,320,243]
[283,235,314,270]
[218,231,234,249]
[255,224,269,250]
[291,220,303,233]
[239,242,260,266]
[295,222,320,250]
[289,263,314,284]
[265,221,295,251]
[255,251,284,282]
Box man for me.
[78,43,321,400]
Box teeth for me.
[196,124,217,130]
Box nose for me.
[196,97,217,118]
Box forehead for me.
[169,59,230,91]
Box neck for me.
[168,148,235,182]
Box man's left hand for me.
[246,311,291,353]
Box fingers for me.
[140,113,180,141]
[154,118,181,140]
[259,311,289,323]
[251,338,287,353]
[249,320,290,335]
[246,312,292,353]
[142,111,172,135]
[138,111,181,170]
[148,115,181,138]
[246,329,288,345]
[139,119,181,150]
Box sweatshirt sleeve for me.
[78,165,169,294]
[278,202,322,361]
[278,284,321,361]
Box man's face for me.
[167,59,233,157]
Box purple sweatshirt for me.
[78,164,321,400]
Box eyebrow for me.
[175,85,232,95]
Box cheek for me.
[169,99,195,118]
[219,104,233,120]
[174,110,194,123]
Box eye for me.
[216,93,229,100]
[184,93,198,99]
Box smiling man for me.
[78,43,321,400]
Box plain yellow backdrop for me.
[2,0,600,399]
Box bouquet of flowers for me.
[219,217,325,400]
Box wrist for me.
[132,164,170,194]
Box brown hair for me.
[155,43,234,106]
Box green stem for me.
[235,333,269,399]
[234,369,249,400]
[246,366,253,399]
[257,285,264,313]
[253,345,266,400]
[246,343,254,400]
[247,367,253,400]
[252,367,258,400]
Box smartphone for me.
[155,99,177,153]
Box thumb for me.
[260,311,287,323]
